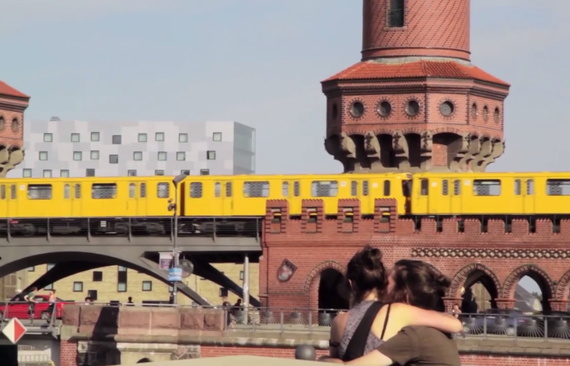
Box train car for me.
[409,172,570,216]
[180,173,410,217]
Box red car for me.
[0,294,74,321]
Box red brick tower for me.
[0,79,28,177]
[323,0,510,173]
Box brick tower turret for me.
[323,0,510,173]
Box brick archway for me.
[449,263,501,299]
[502,264,555,303]
[304,260,346,310]
[556,269,570,300]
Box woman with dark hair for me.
[340,259,461,365]
[327,247,462,362]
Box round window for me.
[10,118,19,133]
[482,106,489,121]
[405,100,420,116]
[440,101,454,116]
[376,101,392,117]
[350,101,365,118]
[332,103,338,120]
[493,107,500,123]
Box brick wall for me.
[59,340,76,366]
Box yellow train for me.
[1,172,569,221]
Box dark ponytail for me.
[345,245,387,304]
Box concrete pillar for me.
[0,345,18,366]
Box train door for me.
[126,182,139,216]
[450,179,463,214]
[214,181,233,215]
[7,184,19,217]
[64,182,83,216]
[515,178,535,214]
[415,178,430,213]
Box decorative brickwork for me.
[501,264,555,300]
[448,263,501,299]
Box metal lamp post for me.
[168,174,187,305]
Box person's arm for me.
[23,294,30,302]
[328,312,344,358]
[346,327,420,366]
[392,303,463,333]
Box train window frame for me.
[527,179,534,195]
[75,184,81,199]
[363,181,369,196]
[28,184,53,200]
[91,183,117,199]
[190,182,203,198]
[294,181,300,196]
[140,183,146,198]
[0,185,5,200]
[157,182,170,198]
[243,181,270,198]
[383,180,391,196]
[10,185,16,199]
[453,180,461,195]
[473,179,501,196]
[64,184,70,199]
[514,179,521,195]
[225,182,232,197]
[215,182,221,198]
[311,181,338,197]
[546,179,570,196]
[282,182,289,197]
[420,179,429,195]
[129,183,136,198]
[442,180,449,196]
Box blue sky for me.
[2,0,567,295]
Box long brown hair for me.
[384,259,450,311]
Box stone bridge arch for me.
[304,261,347,310]
[0,250,209,305]
[555,269,570,301]
[502,264,554,313]
[449,263,501,310]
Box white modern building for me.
[10,118,256,178]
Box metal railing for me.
[3,301,570,340]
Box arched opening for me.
[516,275,549,313]
[460,269,500,313]
[137,358,152,363]
[318,268,349,310]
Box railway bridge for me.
[0,217,262,306]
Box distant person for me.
[84,297,92,305]
[232,299,244,324]
[168,292,175,305]
[47,289,57,321]
[221,296,234,330]
[23,287,38,324]
[127,297,134,306]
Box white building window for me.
[207,151,216,160]
[200,169,210,175]
[23,169,32,177]
[142,281,152,291]
[213,132,222,141]
[155,132,164,141]
[176,152,185,161]
[181,170,190,175]
[112,135,121,144]
[39,151,48,161]
[138,133,147,142]
[73,151,82,161]
[71,133,80,142]
[43,133,53,142]
[179,133,188,142]
[73,282,83,292]
[91,132,100,141]
[157,151,167,161]
[60,170,69,177]
[43,170,52,178]
[133,151,143,161]
[90,150,99,160]
[109,154,119,164]
[127,170,137,176]
[117,283,127,292]
[155,170,164,176]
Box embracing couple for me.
[320,245,462,365]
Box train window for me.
[28,184,52,200]
[92,183,117,199]
[226,182,232,197]
[363,181,369,196]
[420,179,429,195]
[527,179,534,195]
[294,181,300,196]
[546,179,570,195]
[244,181,270,197]
[453,180,461,195]
[10,185,16,199]
[64,184,70,199]
[75,184,81,199]
[442,180,449,196]
[351,181,358,196]
[311,181,338,197]
[383,180,391,196]
[473,180,501,196]
[157,183,169,198]
[514,179,521,195]
[190,182,202,198]
[215,182,221,198]
[0,185,5,200]
[129,183,136,198]
[140,183,146,198]
[282,182,289,197]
